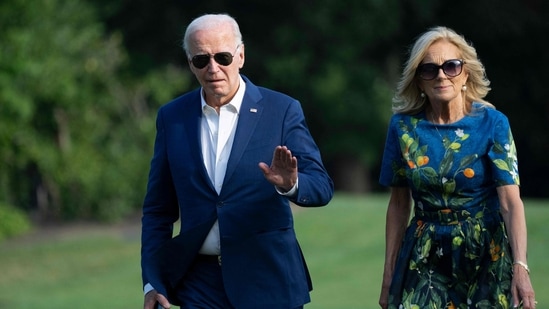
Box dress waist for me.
[414,206,496,225]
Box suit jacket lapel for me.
[179,90,217,193]
[223,79,263,187]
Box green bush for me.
[0,202,31,241]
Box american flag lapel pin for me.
[250,108,257,113]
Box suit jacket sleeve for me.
[281,98,333,207]
[140,108,180,288]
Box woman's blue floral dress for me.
[379,103,520,309]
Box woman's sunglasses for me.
[190,45,240,69]
[416,59,464,80]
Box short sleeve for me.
[379,116,408,187]
[488,113,520,186]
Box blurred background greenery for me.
[1,1,548,307]
[0,194,547,308]
[1,0,548,234]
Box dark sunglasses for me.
[190,45,240,69]
[416,59,464,80]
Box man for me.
[141,13,334,309]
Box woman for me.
[378,26,536,309]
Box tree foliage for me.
[245,0,402,191]
[0,0,188,222]
[1,0,548,224]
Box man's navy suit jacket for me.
[141,75,334,309]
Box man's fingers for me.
[274,146,294,166]
[156,293,170,309]
[258,162,270,174]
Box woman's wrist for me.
[513,260,530,274]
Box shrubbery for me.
[0,202,31,241]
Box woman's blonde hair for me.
[392,26,493,114]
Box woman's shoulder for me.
[471,102,509,122]
[390,111,424,122]
[389,112,426,131]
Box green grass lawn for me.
[0,193,547,308]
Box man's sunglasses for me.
[416,59,464,80]
[190,45,240,69]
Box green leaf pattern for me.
[394,118,480,208]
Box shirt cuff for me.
[276,178,298,197]
[144,283,154,295]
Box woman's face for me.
[417,40,468,106]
